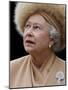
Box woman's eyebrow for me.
[26,20,42,26]
[25,21,31,24]
[33,23,42,26]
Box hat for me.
[14,2,65,51]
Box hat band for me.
[38,11,59,32]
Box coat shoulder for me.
[10,55,31,73]
[10,55,30,66]
[55,56,65,69]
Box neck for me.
[31,49,53,68]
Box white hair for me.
[48,25,61,52]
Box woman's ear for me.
[49,38,54,48]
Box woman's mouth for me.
[25,40,35,44]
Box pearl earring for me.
[49,44,52,48]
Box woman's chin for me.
[24,47,35,53]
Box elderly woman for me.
[10,2,66,88]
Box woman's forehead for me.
[26,14,49,25]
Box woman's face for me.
[23,14,52,54]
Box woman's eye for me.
[24,24,30,28]
[33,26,40,29]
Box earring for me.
[49,44,52,48]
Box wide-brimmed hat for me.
[14,2,65,51]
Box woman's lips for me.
[25,40,35,44]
